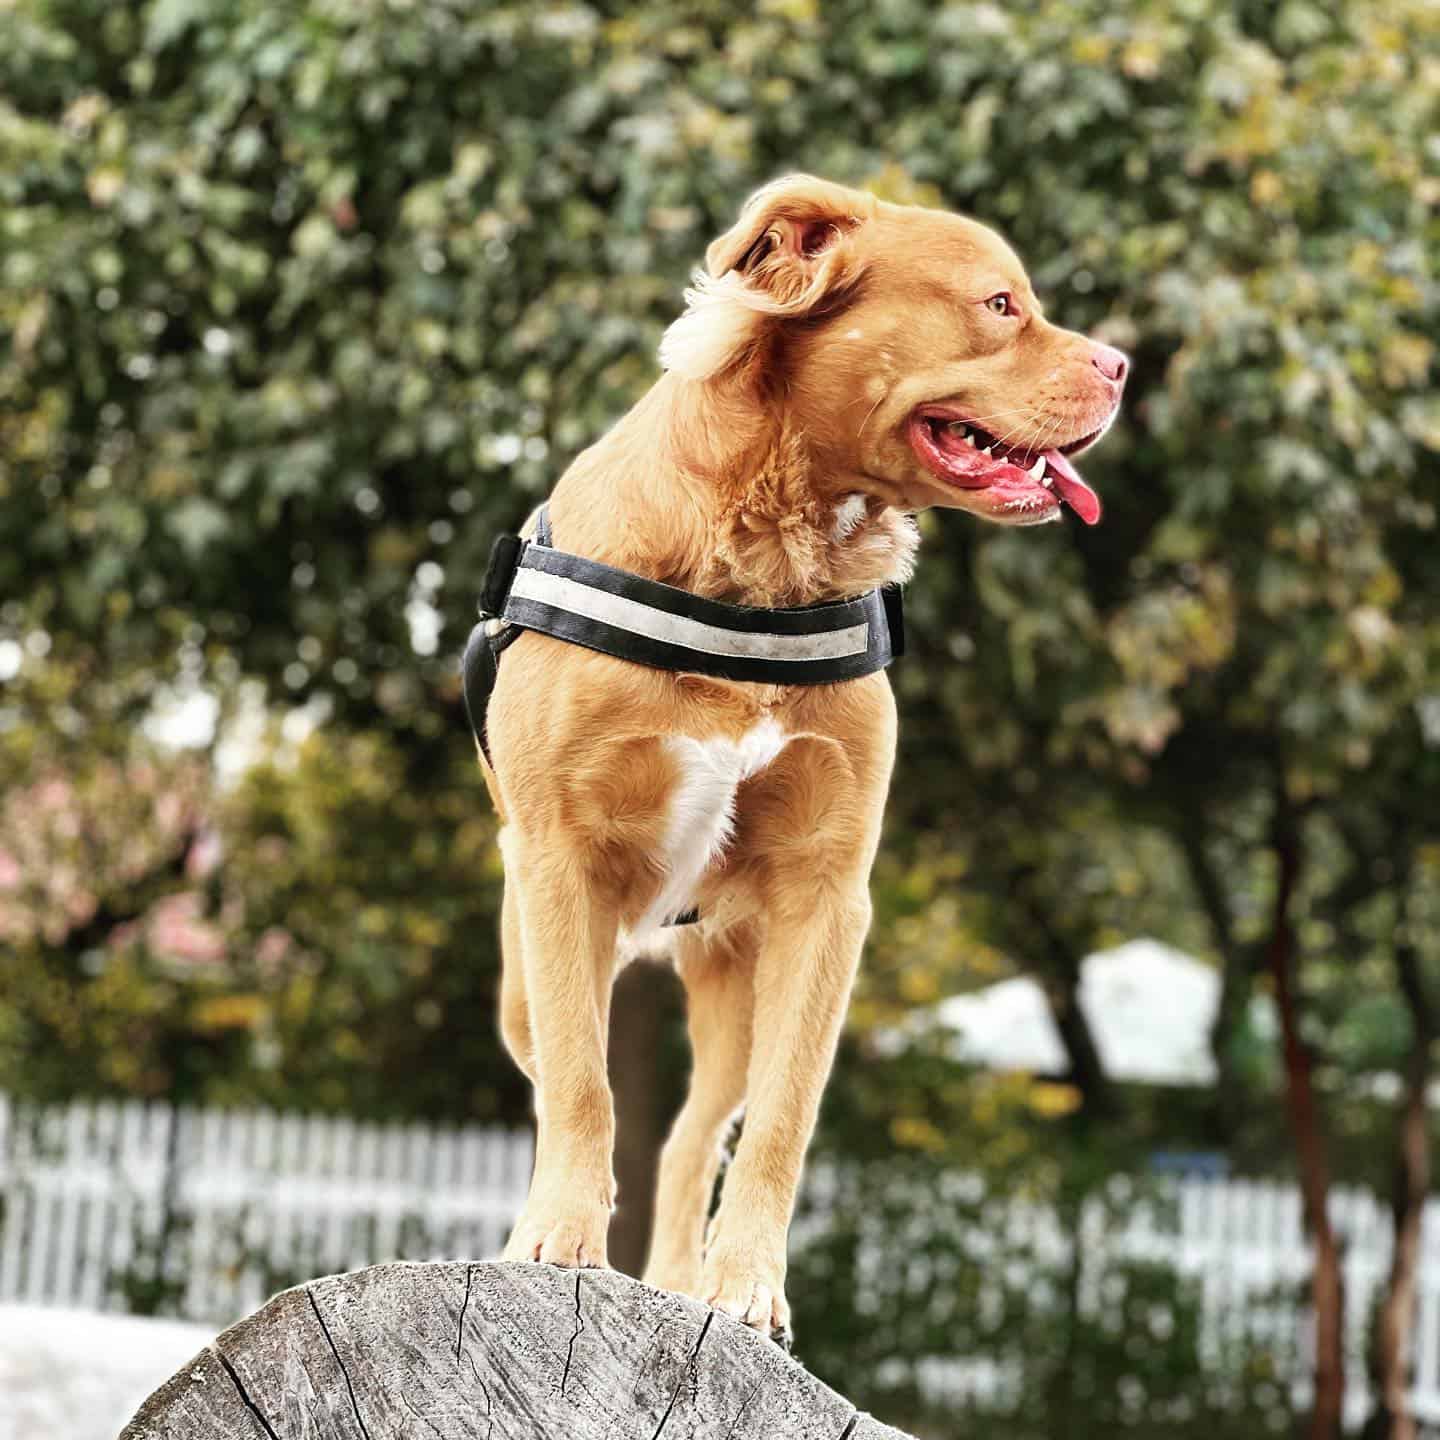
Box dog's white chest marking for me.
[630,719,788,938]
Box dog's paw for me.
[701,1245,790,1337]
[502,1203,611,1268]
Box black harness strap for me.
[460,504,905,924]
[504,547,899,685]
[462,503,904,760]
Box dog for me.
[480,174,1125,1339]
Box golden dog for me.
[482,174,1126,1337]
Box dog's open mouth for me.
[908,410,1104,526]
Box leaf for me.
[165,498,229,557]
[145,0,214,51]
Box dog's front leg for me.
[701,881,872,1338]
[501,837,618,1269]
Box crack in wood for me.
[456,1264,475,1365]
[723,1381,764,1438]
[307,1288,374,1440]
[214,1348,283,1440]
[560,1270,584,1397]
[401,1390,447,1440]
[474,1368,494,1440]
[465,1349,487,1394]
[649,1310,715,1440]
[633,1320,685,1402]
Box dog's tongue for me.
[1043,448,1102,526]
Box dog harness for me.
[462,502,904,756]
[460,503,904,924]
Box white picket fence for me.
[1168,1179,1440,1428]
[0,1095,533,1323]
[822,1168,1440,1431]
[2,1096,1439,1430]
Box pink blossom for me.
[185,827,223,880]
[148,892,227,966]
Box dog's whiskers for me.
[988,410,1045,453]
[976,403,1037,423]
[855,389,888,440]
[1034,413,1064,457]
[966,368,1066,449]
[954,404,1039,428]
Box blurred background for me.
[1,1,1438,1436]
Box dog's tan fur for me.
[483,175,1124,1334]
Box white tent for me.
[929,938,1269,1088]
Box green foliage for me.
[0,717,527,1121]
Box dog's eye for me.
[984,293,1015,316]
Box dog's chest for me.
[632,719,789,934]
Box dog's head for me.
[661,175,1126,527]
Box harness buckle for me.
[882,583,906,660]
[479,532,525,619]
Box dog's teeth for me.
[964,431,976,447]
[1042,475,1054,489]
[1027,456,1046,480]
[980,445,992,457]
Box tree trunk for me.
[120,1261,915,1439]
[1021,894,1117,1116]
[1371,936,1433,1440]
[1176,822,1253,1143]
[606,957,682,1277]
[1268,791,1344,1440]
[1043,972,1115,1115]
[1045,1185,1088,1431]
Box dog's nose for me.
[1091,344,1128,383]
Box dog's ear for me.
[660,175,873,381]
[704,174,869,300]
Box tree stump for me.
[119,1261,916,1439]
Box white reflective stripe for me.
[508,567,870,662]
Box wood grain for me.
[119,1261,916,1440]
